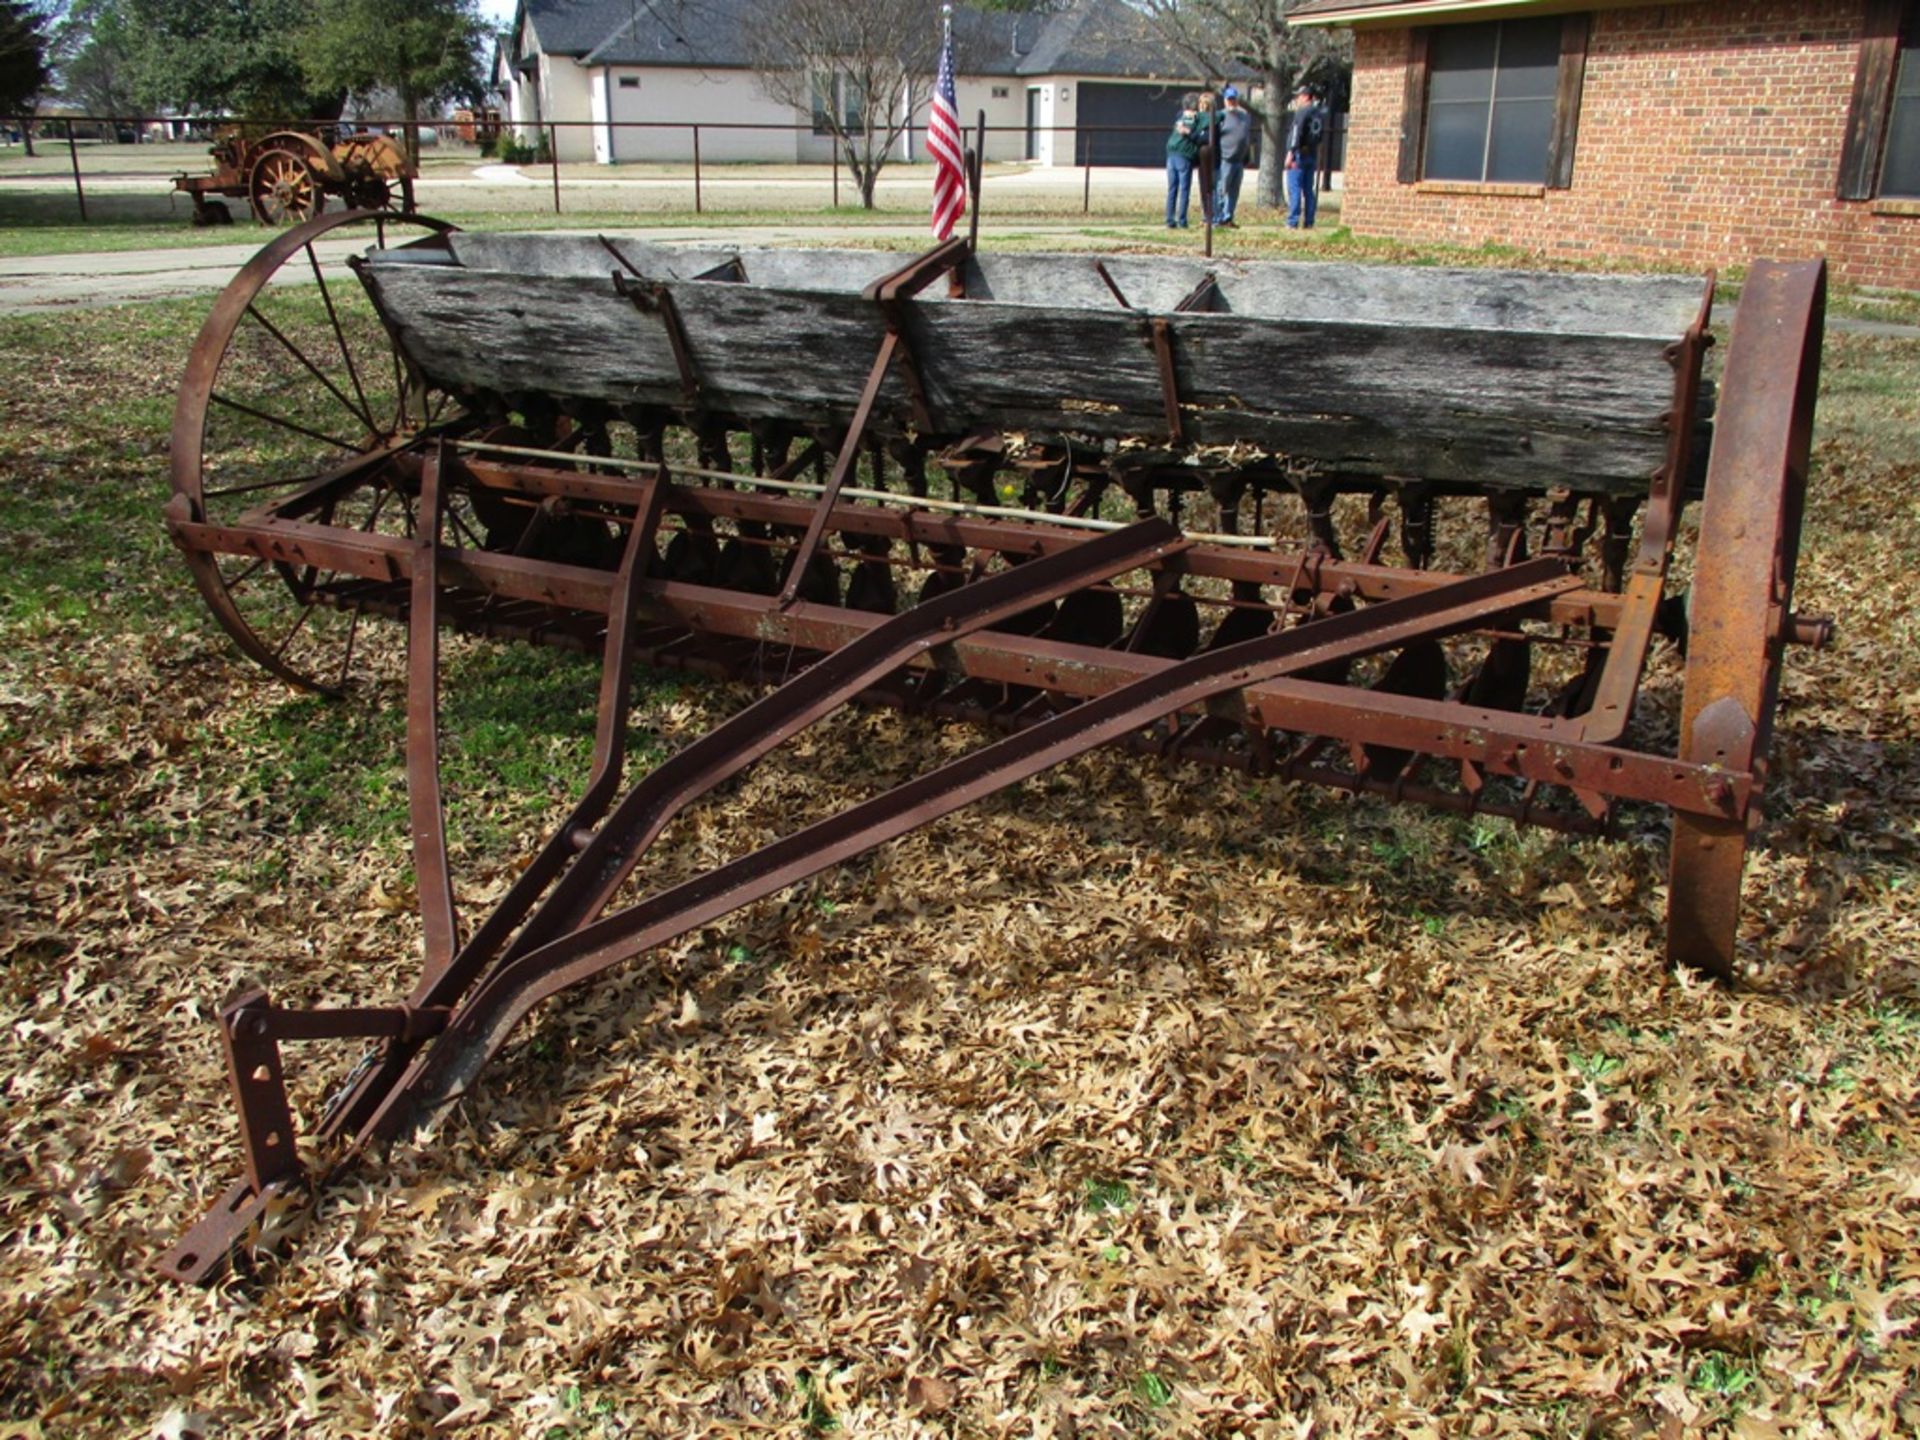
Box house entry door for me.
[1026,88,1042,160]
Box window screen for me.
[1424,18,1561,183]
[1884,42,1920,197]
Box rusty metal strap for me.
[1174,273,1219,313]
[1149,318,1184,446]
[408,445,459,979]
[776,329,902,608]
[864,235,971,303]
[613,272,701,404]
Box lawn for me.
[0,276,1917,1436]
[0,145,1270,259]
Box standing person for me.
[1165,92,1203,229]
[1284,85,1328,230]
[1213,86,1252,227]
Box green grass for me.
[0,292,677,877]
[1084,1176,1133,1213]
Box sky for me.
[478,0,517,32]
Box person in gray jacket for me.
[1212,86,1253,227]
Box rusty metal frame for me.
[1665,259,1826,979]
[159,216,1835,1282]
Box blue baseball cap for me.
[1222,86,1239,100]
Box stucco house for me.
[1290,0,1919,289]
[501,0,1227,168]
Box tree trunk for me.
[1257,20,1286,208]
[845,138,880,210]
[403,88,421,169]
[22,104,36,158]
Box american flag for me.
[928,9,966,240]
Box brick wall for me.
[1343,0,1919,290]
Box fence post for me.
[66,119,88,223]
[548,122,561,214]
[1082,130,1092,214]
[693,124,702,214]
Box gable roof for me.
[519,0,1209,80]
[1288,0,1700,27]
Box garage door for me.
[1075,82,1183,166]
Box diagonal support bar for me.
[364,558,1577,1144]
[315,473,668,1145]
[495,518,1189,974]
[775,329,900,608]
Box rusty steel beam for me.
[161,509,1756,821]
[407,446,460,975]
[193,453,1648,631]
[358,559,1581,1145]
[1578,274,1716,745]
[1666,259,1825,979]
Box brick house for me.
[1290,0,1919,289]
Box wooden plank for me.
[444,233,729,280]
[1547,13,1590,191]
[1398,27,1431,184]
[362,240,1708,492]
[1838,0,1910,200]
[415,239,1707,337]
[361,266,906,423]
[906,305,1677,488]
[1207,260,1704,336]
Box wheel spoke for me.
[271,597,321,662]
[359,482,395,533]
[447,504,487,551]
[222,555,268,591]
[336,605,362,689]
[244,302,378,437]
[307,243,375,436]
[202,472,326,501]
[209,390,359,453]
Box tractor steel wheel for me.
[1665,260,1826,981]
[249,148,326,226]
[169,209,463,693]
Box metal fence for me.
[0,112,1344,227]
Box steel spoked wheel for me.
[169,209,466,693]
[249,148,326,226]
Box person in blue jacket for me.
[1285,85,1328,230]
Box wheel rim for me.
[169,209,466,693]
[1664,259,1826,980]
[253,151,321,225]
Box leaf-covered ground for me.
[1,295,1918,1439]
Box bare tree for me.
[750,0,943,210]
[1128,0,1349,208]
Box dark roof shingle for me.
[520,0,1207,79]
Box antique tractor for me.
[157,202,1831,1282]
[172,127,418,227]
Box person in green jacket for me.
[1165,91,1209,228]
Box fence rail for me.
[1,112,1346,227]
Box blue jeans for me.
[1215,157,1246,223]
[1165,154,1193,226]
[1286,156,1318,228]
